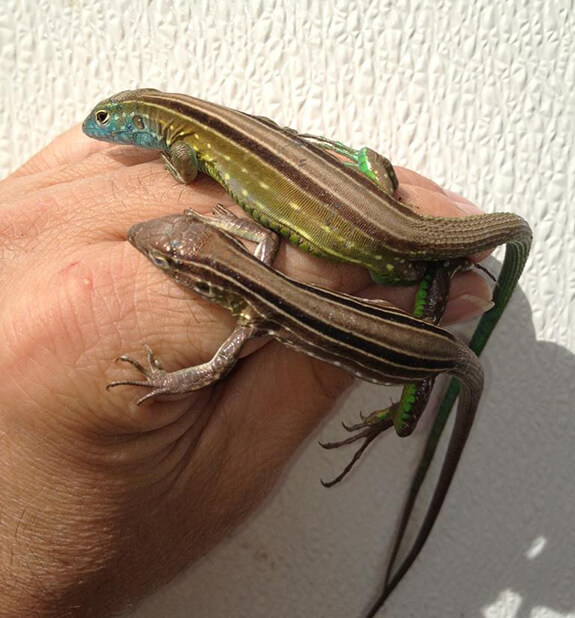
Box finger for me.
[443,187,482,211]
[357,269,494,324]
[0,157,231,269]
[2,124,486,250]
[394,167,483,214]
[398,183,484,217]
[392,178,491,263]
[1,126,493,325]
[9,125,109,178]
[395,166,446,193]
[0,126,161,198]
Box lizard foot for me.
[319,407,396,487]
[107,344,171,405]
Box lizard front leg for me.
[161,138,200,183]
[107,324,261,405]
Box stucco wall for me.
[1,1,573,616]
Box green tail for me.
[368,232,532,614]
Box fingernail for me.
[449,294,495,322]
[443,189,484,215]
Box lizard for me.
[108,210,484,617]
[83,90,531,609]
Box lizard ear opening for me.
[193,282,211,295]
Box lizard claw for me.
[107,345,169,405]
[319,410,394,487]
[211,203,238,221]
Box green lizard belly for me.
[200,158,426,284]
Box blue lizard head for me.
[82,90,165,150]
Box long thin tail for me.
[365,349,484,617]
[368,229,531,615]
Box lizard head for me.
[82,89,166,149]
[127,214,250,308]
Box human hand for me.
[0,126,491,617]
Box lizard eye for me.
[148,251,170,270]
[95,110,110,125]
[133,114,145,130]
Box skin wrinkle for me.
[9,412,205,542]
[0,195,59,263]
[72,391,215,465]
[256,354,345,465]
[90,263,218,432]
[9,128,151,184]
[128,263,236,363]
[3,273,77,368]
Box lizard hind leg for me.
[296,133,399,195]
[319,408,395,487]
[319,377,433,486]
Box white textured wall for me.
[1,1,574,617]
